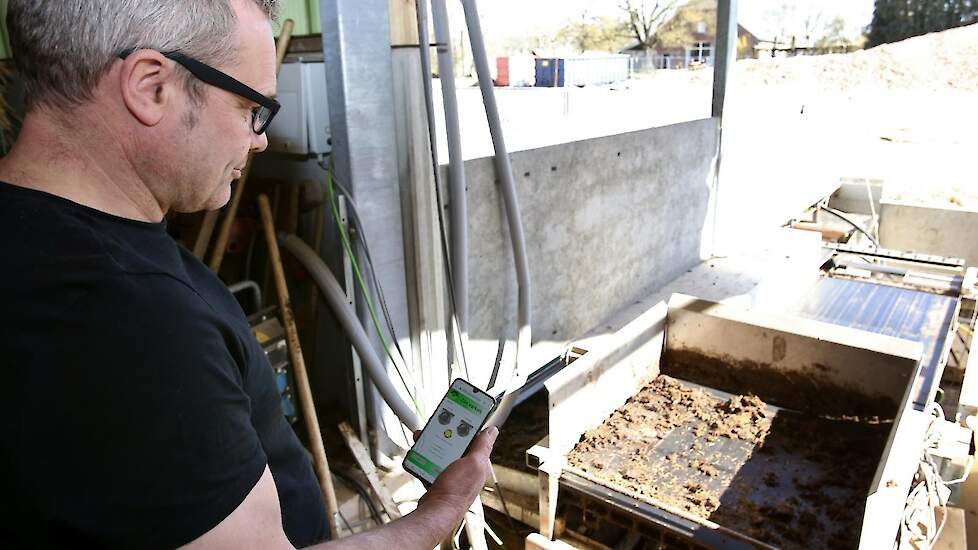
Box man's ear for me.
[118,49,176,127]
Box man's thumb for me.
[478,426,499,454]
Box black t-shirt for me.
[0,181,328,548]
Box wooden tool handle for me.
[258,194,342,538]
[276,19,295,73]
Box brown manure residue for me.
[566,375,891,549]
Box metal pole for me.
[709,0,738,257]
[712,0,738,119]
[431,0,469,334]
[319,0,414,459]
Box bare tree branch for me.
[619,0,682,48]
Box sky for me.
[447,0,875,49]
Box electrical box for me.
[266,59,331,156]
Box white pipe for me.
[460,0,532,427]
[415,8,488,549]
[431,0,469,334]
[279,233,422,432]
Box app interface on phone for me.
[405,380,495,483]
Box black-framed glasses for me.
[118,49,280,135]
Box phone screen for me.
[404,378,497,484]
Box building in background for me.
[623,1,759,72]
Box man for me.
[0,1,496,548]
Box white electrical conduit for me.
[460,0,532,427]
[415,6,488,550]
[279,233,422,432]
[413,0,470,382]
[431,0,469,335]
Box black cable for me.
[329,176,406,362]
[490,475,518,533]
[326,169,412,372]
[338,509,354,534]
[413,0,472,384]
[819,205,881,249]
[333,468,385,526]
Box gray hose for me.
[460,0,532,426]
[278,233,422,432]
[431,0,469,334]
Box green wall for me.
[276,0,321,36]
[0,0,320,60]
[0,0,9,59]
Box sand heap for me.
[696,23,978,92]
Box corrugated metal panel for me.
[792,277,958,409]
[562,54,630,87]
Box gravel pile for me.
[699,23,978,92]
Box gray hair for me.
[7,0,281,112]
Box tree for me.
[765,3,824,45]
[556,15,632,53]
[816,16,850,49]
[868,0,978,47]
[800,10,824,43]
[619,0,683,49]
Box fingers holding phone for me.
[418,426,499,512]
[404,379,497,485]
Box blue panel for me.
[793,277,956,409]
[535,58,564,87]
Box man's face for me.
[167,1,276,213]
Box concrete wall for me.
[880,200,978,268]
[455,117,719,387]
[829,178,884,216]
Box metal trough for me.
[526,293,928,549]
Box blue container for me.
[535,58,565,87]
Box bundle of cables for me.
[899,403,973,548]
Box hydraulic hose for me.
[460,0,532,427]
[278,233,422,432]
[431,0,469,334]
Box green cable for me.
[326,169,423,416]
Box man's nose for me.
[251,131,268,154]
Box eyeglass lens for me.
[253,106,275,134]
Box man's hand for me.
[414,427,499,527]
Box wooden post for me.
[388,0,419,47]
[257,194,342,538]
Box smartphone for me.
[404,378,498,485]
